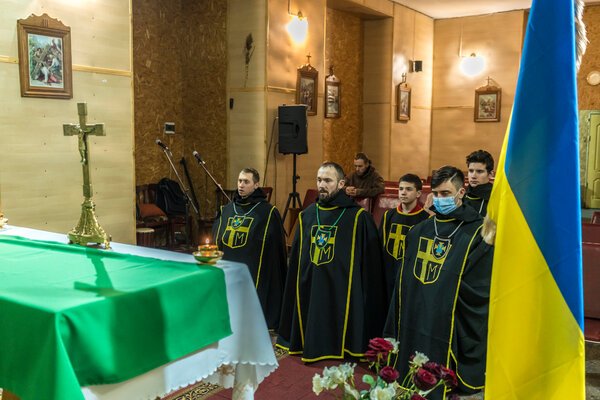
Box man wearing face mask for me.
[277,162,388,361]
[383,166,493,400]
[213,168,287,331]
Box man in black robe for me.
[378,173,430,297]
[213,168,286,331]
[464,150,494,216]
[277,162,387,361]
[384,166,493,399]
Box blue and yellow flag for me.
[485,0,585,398]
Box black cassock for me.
[213,188,287,331]
[378,204,430,299]
[464,182,493,217]
[277,191,388,361]
[383,204,493,399]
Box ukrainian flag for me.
[485,0,585,398]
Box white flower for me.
[312,374,324,395]
[412,351,429,366]
[383,337,399,352]
[343,382,361,399]
[369,385,396,400]
[323,365,345,384]
[338,362,356,380]
[322,376,338,391]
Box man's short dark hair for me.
[354,152,370,164]
[466,150,494,173]
[320,162,345,181]
[241,168,260,184]
[399,173,422,191]
[431,166,464,191]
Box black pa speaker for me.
[278,105,308,155]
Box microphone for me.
[156,139,169,151]
[192,151,205,165]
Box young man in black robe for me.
[378,174,430,297]
[213,168,286,331]
[277,162,387,361]
[383,166,493,399]
[464,150,494,216]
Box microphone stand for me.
[193,152,231,211]
[159,146,198,250]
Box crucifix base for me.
[68,198,111,249]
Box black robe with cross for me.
[378,205,430,299]
[277,190,388,361]
[383,204,493,399]
[213,188,287,331]
[464,182,493,217]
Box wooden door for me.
[586,113,600,208]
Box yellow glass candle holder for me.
[193,241,223,264]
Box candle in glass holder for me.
[194,238,222,264]
[198,238,218,253]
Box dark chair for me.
[592,211,600,224]
[302,189,319,211]
[354,197,372,213]
[384,181,397,194]
[418,184,432,207]
[262,186,273,202]
[372,194,401,229]
[582,223,600,244]
[136,184,169,247]
[216,189,237,210]
[583,242,600,341]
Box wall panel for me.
[323,8,363,173]
[430,11,524,171]
[0,0,134,243]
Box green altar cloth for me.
[0,235,232,400]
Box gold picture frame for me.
[474,85,501,122]
[296,62,318,116]
[397,84,411,121]
[17,13,73,99]
[324,68,340,118]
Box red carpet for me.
[209,356,373,399]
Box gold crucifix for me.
[63,102,111,249]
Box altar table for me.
[0,226,278,400]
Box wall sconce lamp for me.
[287,0,308,43]
[458,24,485,77]
[460,53,485,76]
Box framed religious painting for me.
[296,60,318,116]
[474,85,501,122]
[17,13,73,99]
[324,67,340,118]
[397,84,411,121]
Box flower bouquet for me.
[312,337,460,400]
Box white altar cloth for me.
[0,226,278,400]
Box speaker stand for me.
[282,153,303,225]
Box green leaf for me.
[362,374,375,387]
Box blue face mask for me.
[433,192,459,215]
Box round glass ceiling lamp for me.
[460,53,485,76]
[287,13,308,43]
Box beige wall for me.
[388,5,434,181]
[430,11,525,173]
[227,0,266,189]
[363,17,393,179]
[0,1,134,243]
[265,0,326,215]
